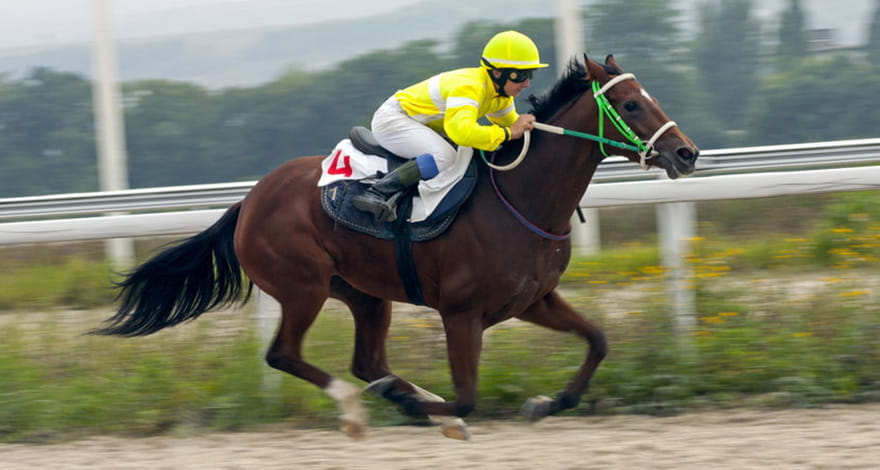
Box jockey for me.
[352,30,549,222]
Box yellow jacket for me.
[394,67,518,151]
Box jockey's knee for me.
[415,153,439,180]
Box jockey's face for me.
[492,70,531,97]
[504,76,530,97]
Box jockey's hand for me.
[509,114,537,140]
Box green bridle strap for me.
[565,122,642,152]
[592,80,650,158]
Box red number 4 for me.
[328,150,353,177]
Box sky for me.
[0,0,874,51]
[0,0,424,49]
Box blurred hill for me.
[0,0,872,89]
[0,0,547,89]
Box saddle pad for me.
[321,181,450,241]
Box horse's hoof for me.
[340,419,366,440]
[364,375,397,397]
[521,395,554,422]
[441,422,471,441]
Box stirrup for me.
[353,191,402,223]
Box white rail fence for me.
[1,138,879,328]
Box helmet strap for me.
[481,58,510,97]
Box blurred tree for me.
[776,0,808,70]
[0,68,96,197]
[583,0,725,148]
[868,0,880,66]
[586,0,681,69]
[122,80,216,187]
[448,20,507,70]
[230,39,451,179]
[747,55,880,144]
[693,0,761,131]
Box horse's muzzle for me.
[664,145,700,179]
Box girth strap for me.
[392,194,426,306]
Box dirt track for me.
[2,404,879,469]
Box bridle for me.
[481,71,679,240]
[482,72,678,171]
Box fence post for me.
[656,201,696,334]
[571,209,601,255]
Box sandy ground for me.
[2,404,879,469]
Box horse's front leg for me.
[516,289,608,421]
[331,277,471,439]
[365,311,482,440]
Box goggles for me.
[506,69,534,83]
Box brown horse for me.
[95,55,699,439]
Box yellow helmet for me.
[481,30,549,70]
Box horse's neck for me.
[493,96,602,234]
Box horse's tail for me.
[91,202,252,337]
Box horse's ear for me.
[583,53,605,82]
[605,54,624,73]
[583,53,595,80]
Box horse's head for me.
[584,54,699,179]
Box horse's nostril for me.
[678,147,698,162]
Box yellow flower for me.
[840,290,870,297]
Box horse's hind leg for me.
[265,285,368,438]
[329,276,470,440]
[516,289,608,421]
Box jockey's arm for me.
[444,103,508,151]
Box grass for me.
[0,192,878,442]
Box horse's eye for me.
[623,101,639,112]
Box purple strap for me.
[488,166,571,241]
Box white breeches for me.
[370,97,472,197]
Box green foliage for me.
[0,257,115,311]
[807,191,880,267]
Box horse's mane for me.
[527,58,620,122]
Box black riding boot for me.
[352,159,426,223]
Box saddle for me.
[320,127,478,242]
[320,127,479,305]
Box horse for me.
[93,54,699,440]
